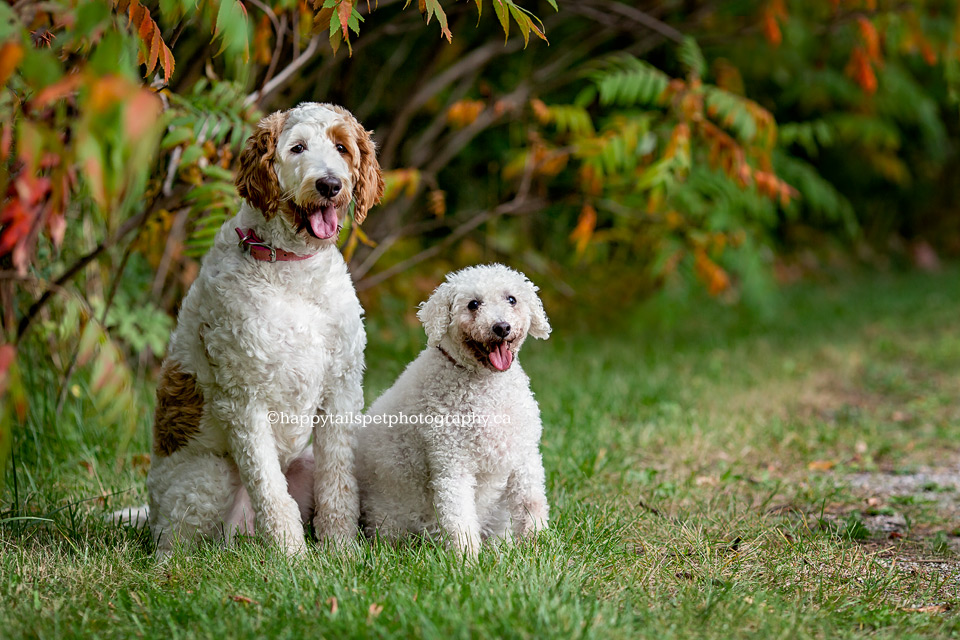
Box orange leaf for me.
[569,203,597,255]
[694,248,730,296]
[337,0,353,39]
[31,73,83,108]
[0,41,24,88]
[857,17,881,62]
[762,8,781,47]
[447,99,485,128]
[124,88,161,139]
[160,43,175,82]
[807,460,836,472]
[846,47,877,94]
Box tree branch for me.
[244,34,322,107]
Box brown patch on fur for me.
[153,361,204,457]
[323,105,384,224]
[235,110,288,218]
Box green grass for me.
[4,266,960,638]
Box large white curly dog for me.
[135,103,383,558]
[357,264,552,556]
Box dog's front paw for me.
[264,499,307,557]
[519,501,549,539]
[449,529,482,559]
[313,513,358,548]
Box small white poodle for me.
[356,264,552,555]
[125,103,383,558]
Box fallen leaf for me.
[367,603,383,623]
[327,596,338,614]
[901,603,950,614]
[808,460,836,472]
[229,595,259,605]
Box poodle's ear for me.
[522,279,551,340]
[417,282,454,348]
[236,110,287,218]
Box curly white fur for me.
[133,103,381,558]
[356,264,551,556]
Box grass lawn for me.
[3,266,960,638]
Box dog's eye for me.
[507,295,517,306]
[290,144,305,154]
[336,143,347,154]
[467,300,481,311]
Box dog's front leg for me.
[312,376,361,546]
[506,454,550,539]
[431,468,483,557]
[224,405,306,556]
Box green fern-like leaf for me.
[678,36,706,79]
[704,87,759,143]
[591,55,670,108]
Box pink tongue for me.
[488,342,513,371]
[308,205,338,239]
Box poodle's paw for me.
[449,529,482,559]
[313,512,359,550]
[265,499,307,557]
[519,502,549,539]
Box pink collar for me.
[235,228,316,262]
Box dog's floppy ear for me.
[522,278,551,340]
[350,122,384,225]
[236,110,287,218]
[417,281,454,348]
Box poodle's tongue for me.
[307,204,338,239]
[488,342,513,371]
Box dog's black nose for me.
[492,322,511,338]
[316,176,342,198]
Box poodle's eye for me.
[467,300,481,311]
[335,143,348,154]
[290,144,305,154]
[507,295,517,306]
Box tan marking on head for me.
[323,105,384,225]
[153,362,203,457]
[235,110,288,218]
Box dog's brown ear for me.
[236,111,287,218]
[351,123,384,225]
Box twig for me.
[244,35,321,107]
[379,38,524,168]
[150,207,190,299]
[16,186,189,341]
[258,14,289,102]
[247,0,282,33]
[355,197,543,292]
[595,0,685,43]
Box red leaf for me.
[0,343,16,396]
[0,123,11,161]
[337,0,353,39]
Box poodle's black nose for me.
[316,176,342,198]
[492,322,511,338]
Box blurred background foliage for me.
[0,0,958,480]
